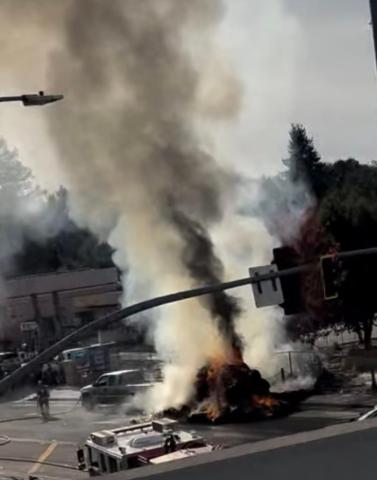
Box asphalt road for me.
[0,398,361,479]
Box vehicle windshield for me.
[94,375,108,387]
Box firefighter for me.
[164,433,177,454]
[36,380,50,419]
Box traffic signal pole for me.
[1,246,377,395]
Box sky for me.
[0,0,376,186]
[213,0,377,177]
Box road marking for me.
[28,440,58,475]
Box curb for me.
[23,397,80,402]
[303,402,375,410]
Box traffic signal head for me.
[320,254,339,300]
[272,246,304,315]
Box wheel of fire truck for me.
[81,394,95,411]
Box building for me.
[0,267,122,351]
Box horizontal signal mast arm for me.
[0,246,376,393]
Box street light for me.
[0,90,63,107]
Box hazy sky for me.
[214,0,377,176]
[0,0,375,185]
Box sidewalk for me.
[16,386,81,403]
[303,391,377,410]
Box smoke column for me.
[0,0,285,409]
[43,0,247,409]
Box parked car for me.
[0,352,21,376]
[80,369,154,409]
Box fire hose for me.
[0,434,77,473]
[0,398,81,424]
[0,436,10,446]
[0,456,78,471]
[1,246,377,395]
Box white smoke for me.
[0,0,293,409]
[44,0,247,410]
[212,212,285,378]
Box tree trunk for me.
[371,369,377,391]
[363,319,376,390]
[355,325,364,345]
[363,319,373,350]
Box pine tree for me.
[283,124,322,196]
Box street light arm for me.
[22,92,64,106]
[0,92,63,106]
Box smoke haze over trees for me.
[0,138,114,278]
[3,120,377,355]
[261,125,377,360]
[3,119,377,362]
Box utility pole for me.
[370,0,377,74]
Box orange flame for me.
[199,401,222,422]
[251,395,280,410]
[194,347,282,422]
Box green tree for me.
[261,126,377,388]
[283,124,326,198]
[319,161,377,346]
[0,139,39,273]
[13,187,115,275]
[0,139,114,276]
[257,125,322,244]
[289,157,377,388]
[0,139,34,197]
[284,124,320,177]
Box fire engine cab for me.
[78,418,211,475]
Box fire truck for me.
[77,418,214,475]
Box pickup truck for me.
[80,369,154,409]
